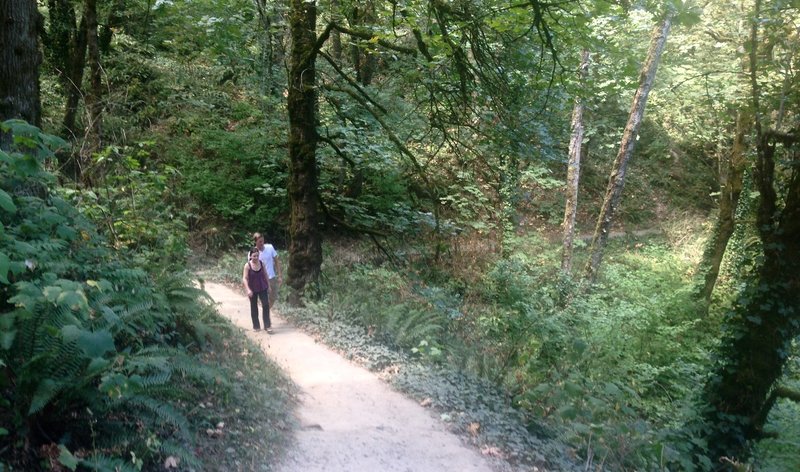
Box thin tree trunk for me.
[286,0,322,305]
[84,0,103,151]
[330,0,342,61]
[583,14,673,285]
[349,3,377,86]
[561,49,590,274]
[253,0,280,96]
[0,0,42,148]
[44,0,76,83]
[62,15,88,141]
[99,0,125,54]
[696,111,747,302]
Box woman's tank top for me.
[247,263,269,293]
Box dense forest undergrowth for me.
[3,0,800,470]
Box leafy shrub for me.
[0,121,274,470]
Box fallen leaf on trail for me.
[467,422,480,436]
[164,456,179,469]
[419,398,432,407]
[480,446,504,458]
[206,427,224,438]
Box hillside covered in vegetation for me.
[2,0,800,470]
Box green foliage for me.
[0,122,290,470]
[319,264,449,353]
[60,142,190,272]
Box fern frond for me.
[138,371,172,388]
[79,454,140,472]
[126,395,190,439]
[159,439,201,469]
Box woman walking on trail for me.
[243,247,272,333]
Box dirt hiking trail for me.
[205,282,499,472]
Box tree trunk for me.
[330,0,342,61]
[99,0,125,54]
[349,3,377,86]
[286,0,322,305]
[254,0,283,96]
[62,15,88,142]
[703,131,800,462]
[84,0,103,150]
[696,111,747,303]
[0,0,42,147]
[44,0,77,84]
[702,0,800,460]
[583,14,673,285]
[561,49,590,274]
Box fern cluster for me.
[0,121,227,470]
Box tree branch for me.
[319,51,387,115]
[330,23,417,55]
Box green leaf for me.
[43,286,63,303]
[0,329,16,350]
[557,405,578,420]
[62,326,115,358]
[87,357,111,375]
[0,252,9,284]
[29,378,59,414]
[56,290,88,311]
[0,427,8,436]
[58,445,79,471]
[0,189,15,213]
[564,381,583,397]
[56,225,77,241]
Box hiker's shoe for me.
[266,328,274,334]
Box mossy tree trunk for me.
[696,111,747,303]
[286,0,322,305]
[583,14,673,285]
[703,129,800,462]
[0,0,42,148]
[702,0,800,460]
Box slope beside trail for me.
[204,282,499,472]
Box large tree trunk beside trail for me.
[583,14,673,285]
[286,0,322,306]
[0,0,42,147]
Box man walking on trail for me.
[253,232,282,308]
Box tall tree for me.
[561,49,590,274]
[286,0,323,304]
[701,0,800,461]
[45,0,88,144]
[696,111,747,303]
[83,0,103,150]
[583,10,674,285]
[0,0,42,147]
